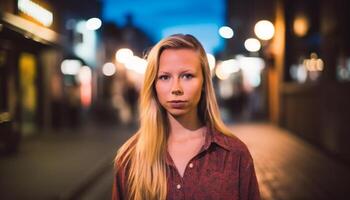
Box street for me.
[1,122,349,200]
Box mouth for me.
[167,100,187,109]
[169,100,186,103]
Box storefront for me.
[0,0,63,151]
[278,0,350,164]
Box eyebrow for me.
[157,71,171,75]
[158,69,197,74]
[181,69,195,73]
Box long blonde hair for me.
[115,34,233,200]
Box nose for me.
[171,79,183,96]
[171,90,183,96]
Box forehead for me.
[158,48,201,72]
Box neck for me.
[167,111,205,140]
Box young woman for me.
[112,34,260,200]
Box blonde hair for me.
[115,34,233,200]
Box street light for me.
[219,26,234,39]
[86,18,102,30]
[253,20,275,67]
[61,59,82,75]
[115,48,134,64]
[293,15,309,37]
[215,59,240,80]
[254,20,275,40]
[244,38,261,52]
[124,56,148,74]
[102,62,116,76]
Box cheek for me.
[195,86,203,103]
[189,81,203,103]
[155,83,167,103]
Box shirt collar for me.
[165,127,231,166]
[202,127,231,152]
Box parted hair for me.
[114,34,233,200]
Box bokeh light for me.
[115,48,134,64]
[254,20,275,40]
[102,62,116,76]
[219,26,234,39]
[244,38,261,52]
[86,18,102,30]
[60,59,82,75]
[293,15,309,37]
[215,59,240,80]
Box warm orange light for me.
[293,15,309,37]
[303,53,324,72]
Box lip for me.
[168,100,187,109]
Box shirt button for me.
[176,184,181,189]
[189,163,194,168]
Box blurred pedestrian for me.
[66,82,81,128]
[123,79,139,124]
[112,34,260,200]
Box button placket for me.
[174,169,184,192]
[176,184,181,189]
[189,162,194,168]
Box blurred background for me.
[1,0,350,199]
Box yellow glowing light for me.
[0,112,11,122]
[19,53,37,111]
[293,15,309,37]
[116,48,134,64]
[316,59,324,71]
[303,53,324,72]
[219,26,234,39]
[244,38,261,52]
[254,20,275,40]
[18,0,53,27]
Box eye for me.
[182,73,194,79]
[158,75,170,80]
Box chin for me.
[166,108,189,117]
[169,111,187,117]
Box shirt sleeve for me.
[239,149,261,200]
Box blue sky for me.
[102,0,225,54]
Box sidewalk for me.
[1,122,349,200]
[0,121,136,200]
[231,123,350,200]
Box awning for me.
[1,12,65,45]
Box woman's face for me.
[155,48,204,118]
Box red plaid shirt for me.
[112,129,261,200]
